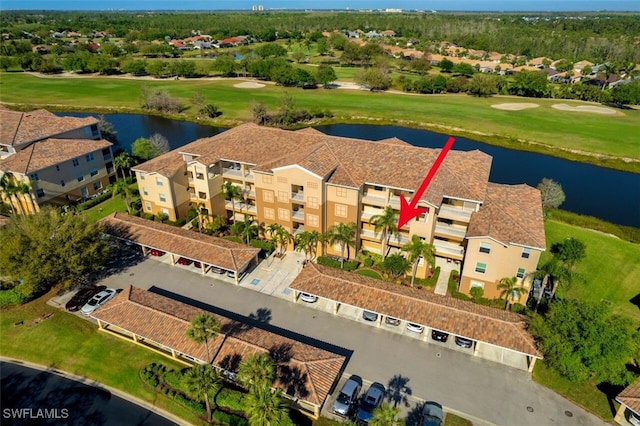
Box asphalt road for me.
[93,257,606,426]
[0,361,178,426]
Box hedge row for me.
[76,191,112,211]
[316,256,359,271]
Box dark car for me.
[356,382,386,424]
[362,311,378,322]
[177,257,192,266]
[193,261,202,268]
[149,249,165,257]
[455,336,474,349]
[421,401,444,426]
[431,330,449,342]
[65,286,106,312]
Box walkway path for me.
[434,257,459,295]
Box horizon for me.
[2,0,639,12]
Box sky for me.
[2,0,639,11]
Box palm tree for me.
[237,353,276,393]
[266,223,283,256]
[326,222,357,268]
[184,363,223,423]
[497,276,525,310]
[110,179,133,214]
[113,152,136,180]
[370,206,399,259]
[221,181,243,223]
[294,230,321,261]
[370,403,403,426]
[539,257,584,300]
[245,386,288,426]
[185,313,220,362]
[275,227,292,257]
[402,235,436,287]
[0,173,16,215]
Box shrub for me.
[355,269,382,279]
[363,258,374,268]
[174,394,205,415]
[224,236,243,244]
[316,256,359,271]
[215,388,246,412]
[141,212,155,221]
[250,239,275,254]
[76,192,112,211]
[0,288,29,308]
[212,410,248,426]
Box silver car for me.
[333,376,362,417]
[80,288,117,315]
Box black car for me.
[65,286,106,312]
[431,330,449,342]
[455,336,474,348]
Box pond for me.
[57,113,640,228]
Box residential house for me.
[380,30,397,37]
[0,107,115,213]
[135,124,545,304]
[573,60,594,74]
[615,380,640,426]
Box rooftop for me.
[290,263,541,358]
[101,212,260,272]
[92,286,346,407]
[617,379,640,415]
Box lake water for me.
[58,113,640,228]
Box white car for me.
[406,322,425,334]
[81,288,117,315]
[300,293,318,303]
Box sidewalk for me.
[238,251,305,300]
[433,257,459,295]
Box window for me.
[334,204,347,218]
[36,188,45,198]
[156,177,163,186]
[80,187,88,197]
[159,193,166,202]
[142,187,148,196]
[521,247,531,259]
[198,192,206,199]
[77,174,84,182]
[475,262,487,274]
[278,208,290,221]
[90,169,98,177]
[196,172,204,180]
[262,190,274,203]
[307,214,319,227]
[263,175,273,184]
[29,173,39,181]
[264,208,275,220]
[139,173,145,180]
[145,202,152,211]
[93,181,102,191]
[277,191,288,202]
[336,187,347,197]
[479,242,491,254]
[85,153,94,162]
[60,180,65,187]
[470,281,484,289]
[55,165,60,172]
[161,208,169,216]
[72,158,80,167]
[307,196,318,209]
[516,268,526,279]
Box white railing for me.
[362,194,387,206]
[435,223,467,239]
[292,209,305,220]
[433,240,465,257]
[291,192,305,202]
[438,204,474,221]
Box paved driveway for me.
[89,257,604,426]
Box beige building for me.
[135,123,545,302]
[0,107,116,213]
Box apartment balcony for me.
[359,228,379,241]
[359,229,410,245]
[388,195,401,208]
[434,223,467,240]
[222,167,243,178]
[361,193,387,207]
[361,210,375,222]
[433,240,465,260]
[291,191,305,202]
[293,225,305,235]
[245,172,254,182]
[292,209,305,222]
[438,204,474,222]
[189,191,197,200]
[388,232,410,246]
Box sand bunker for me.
[491,103,540,111]
[551,104,616,115]
[233,81,265,89]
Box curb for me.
[0,356,192,426]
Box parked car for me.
[300,293,318,303]
[421,401,444,426]
[332,376,362,417]
[65,285,106,312]
[431,330,449,342]
[356,382,386,424]
[177,257,192,266]
[362,310,378,322]
[226,270,237,278]
[628,410,640,426]
[455,336,474,349]
[80,288,117,315]
[210,266,224,274]
[149,249,164,257]
[193,261,202,268]
[407,323,425,334]
[385,316,401,326]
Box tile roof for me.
[101,213,260,272]
[174,123,492,206]
[0,107,98,148]
[0,138,112,174]
[467,183,546,249]
[290,263,541,358]
[617,380,640,414]
[93,286,346,407]
[131,150,185,178]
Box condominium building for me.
[0,107,116,213]
[134,123,545,302]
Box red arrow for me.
[397,136,455,229]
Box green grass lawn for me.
[354,268,383,279]
[542,220,640,321]
[0,293,207,426]
[1,73,638,172]
[81,195,128,223]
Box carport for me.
[101,213,260,285]
[290,263,542,371]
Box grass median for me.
[1,72,638,172]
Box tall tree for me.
[497,276,525,310]
[370,403,403,426]
[0,173,17,215]
[237,353,277,393]
[537,178,566,214]
[110,179,133,214]
[550,237,586,269]
[220,181,243,223]
[97,115,118,144]
[131,137,160,160]
[294,230,321,261]
[379,253,411,280]
[184,363,222,423]
[113,152,136,180]
[326,222,357,268]
[148,133,170,155]
[370,206,399,260]
[402,235,436,287]
[245,386,288,426]
[185,313,220,362]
